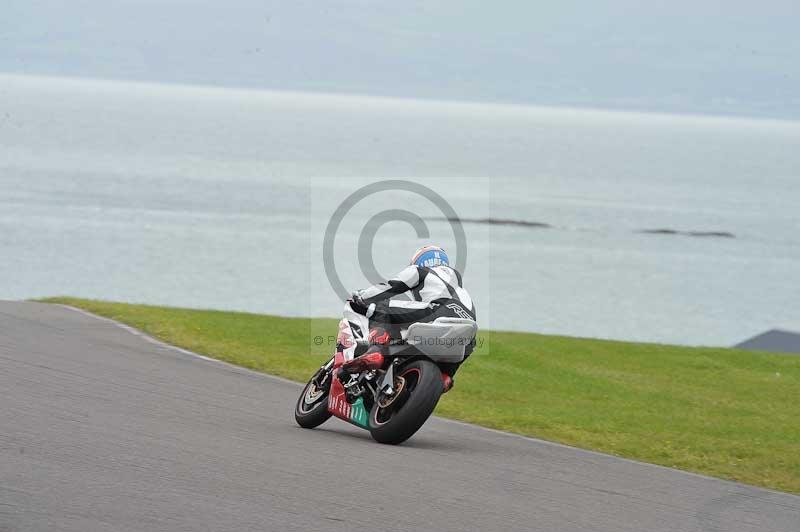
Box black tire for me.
[369,359,443,444]
[294,365,333,429]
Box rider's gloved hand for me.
[349,292,368,314]
[349,293,375,318]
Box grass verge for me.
[42,297,800,494]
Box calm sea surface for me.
[2,74,799,346]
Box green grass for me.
[42,297,800,494]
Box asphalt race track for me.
[1,301,798,532]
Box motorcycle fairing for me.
[328,375,370,428]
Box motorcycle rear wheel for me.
[369,359,443,444]
[294,363,333,428]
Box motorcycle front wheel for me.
[294,360,333,428]
[369,359,443,444]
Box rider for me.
[337,245,476,393]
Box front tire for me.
[294,364,333,428]
[369,359,443,444]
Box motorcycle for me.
[294,315,477,444]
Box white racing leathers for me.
[339,265,476,363]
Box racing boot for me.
[335,327,390,383]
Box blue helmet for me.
[410,245,450,268]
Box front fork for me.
[313,357,335,390]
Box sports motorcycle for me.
[294,315,477,444]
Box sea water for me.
[2,74,799,346]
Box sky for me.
[2,0,799,119]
